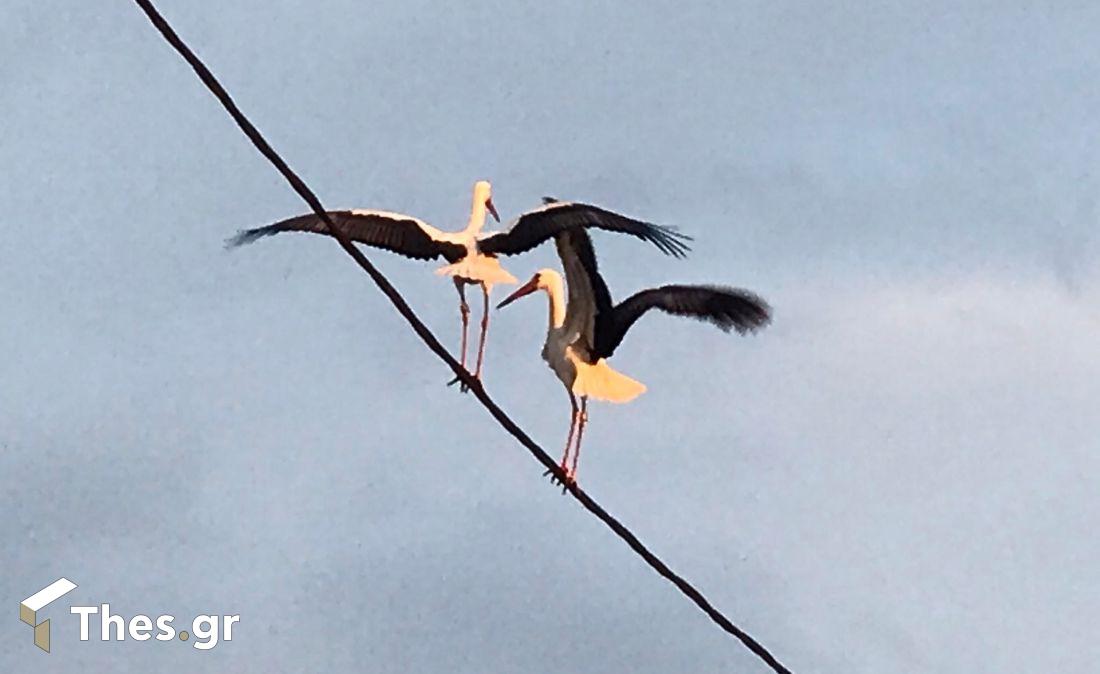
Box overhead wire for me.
[131,3,794,671]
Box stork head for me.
[473,180,499,223]
[497,269,558,308]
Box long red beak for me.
[485,198,500,223]
[497,277,539,309]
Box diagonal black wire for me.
[131,2,794,672]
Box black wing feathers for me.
[561,227,614,317]
[479,200,692,258]
[226,211,466,262]
[594,285,771,359]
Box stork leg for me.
[472,284,491,382]
[456,280,470,370]
[546,392,580,493]
[448,279,471,389]
[570,397,589,482]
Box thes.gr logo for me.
[18,578,239,653]
[20,578,77,652]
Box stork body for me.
[228,182,690,388]
[498,229,771,485]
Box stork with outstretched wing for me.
[497,228,770,485]
[228,182,691,388]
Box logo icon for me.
[20,578,77,652]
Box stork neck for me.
[544,275,567,330]
[466,200,488,234]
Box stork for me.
[227,181,691,388]
[497,228,771,486]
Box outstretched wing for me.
[478,198,691,258]
[593,285,771,359]
[226,210,466,262]
[554,228,614,353]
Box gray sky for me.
[3,1,1098,672]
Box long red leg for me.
[561,394,579,472]
[569,397,589,482]
[546,392,579,490]
[473,284,490,380]
[455,279,470,371]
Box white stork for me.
[227,181,691,387]
[497,228,771,485]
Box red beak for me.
[485,198,500,223]
[497,277,539,309]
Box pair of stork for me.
[229,180,770,485]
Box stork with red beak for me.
[498,228,770,485]
[228,182,692,389]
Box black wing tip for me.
[707,287,772,334]
[648,223,693,258]
[224,228,266,249]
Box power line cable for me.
[131,3,794,672]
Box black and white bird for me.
[227,181,691,387]
[497,228,770,485]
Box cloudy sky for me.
[3,1,1098,672]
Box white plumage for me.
[498,228,771,485]
[229,180,692,389]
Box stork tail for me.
[435,257,518,286]
[571,358,646,403]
